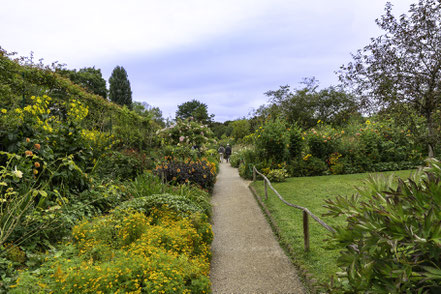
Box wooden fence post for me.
[303,210,310,252]
[264,180,268,200]
[253,166,256,182]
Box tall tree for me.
[339,0,441,157]
[262,78,359,128]
[175,99,214,124]
[109,66,132,108]
[59,67,107,98]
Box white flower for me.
[13,166,23,178]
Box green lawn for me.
[250,169,415,283]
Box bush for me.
[229,146,258,169]
[93,149,148,181]
[11,208,212,293]
[255,119,289,163]
[289,155,328,177]
[306,128,338,161]
[158,118,215,148]
[324,158,441,293]
[266,168,288,182]
[154,157,217,191]
[116,194,205,217]
[125,172,212,217]
[287,123,303,158]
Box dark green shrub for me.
[115,194,204,216]
[308,133,336,161]
[266,168,288,182]
[290,156,328,177]
[154,157,217,191]
[324,158,441,293]
[93,149,147,181]
[287,123,303,158]
[229,147,258,169]
[255,119,289,163]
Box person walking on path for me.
[224,144,232,163]
[210,163,305,293]
[218,145,225,163]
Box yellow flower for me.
[365,120,371,125]
[1,109,7,114]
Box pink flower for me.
[179,136,185,142]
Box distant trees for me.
[176,99,214,124]
[339,0,441,157]
[59,67,107,98]
[109,66,132,108]
[260,78,359,128]
[132,101,164,127]
[231,119,251,140]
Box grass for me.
[250,169,415,284]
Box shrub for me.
[115,194,205,217]
[324,158,441,293]
[154,157,217,191]
[287,123,303,158]
[306,127,338,161]
[11,208,212,293]
[266,168,288,182]
[255,119,289,163]
[290,155,328,177]
[125,172,212,217]
[158,118,215,148]
[93,149,147,181]
[229,146,258,169]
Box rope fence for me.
[252,166,336,251]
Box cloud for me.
[1,0,417,121]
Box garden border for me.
[248,184,322,293]
[252,166,335,251]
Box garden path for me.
[210,162,305,293]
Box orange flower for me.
[26,138,30,143]
[34,162,40,168]
[25,150,33,157]
[34,143,41,150]
[172,177,177,181]
[33,169,38,175]
[177,168,181,173]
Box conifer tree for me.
[109,66,132,108]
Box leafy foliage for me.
[159,118,215,149]
[324,158,441,293]
[11,208,212,293]
[58,67,107,98]
[154,157,217,191]
[260,79,359,128]
[175,99,214,124]
[339,0,441,157]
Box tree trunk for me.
[427,111,435,158]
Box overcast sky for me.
[1,0,416,122]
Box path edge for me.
[248,184,322,294]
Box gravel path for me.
[210,162,305,294]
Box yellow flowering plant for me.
[11,208,212,293]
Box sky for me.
[1,0,417,122]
